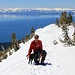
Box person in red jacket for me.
[27,34,47,65]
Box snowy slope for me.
[0,24,75,75]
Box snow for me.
[0,8,75,12]
[0,24,75,75]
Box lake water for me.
[0,15,75,42]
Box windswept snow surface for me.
[0,24,75,75]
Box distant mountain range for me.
[0,8,75,15]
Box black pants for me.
[34,49,47,64]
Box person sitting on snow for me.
[27,34,47,65]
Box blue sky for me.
[0,0,75,9]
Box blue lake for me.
[0,15,75,42]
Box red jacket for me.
[28,40,43,57]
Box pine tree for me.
[67,14,73,24]
[62,25,72,45]
[25,34,30,42]
[60,12,67,24]
[11,33,16,46]
[11,32,16,40]
[56,18,60,27]
[22,38,25,44]
[30,26,35,35]
[11,32,19,51]
[59,12,73,26]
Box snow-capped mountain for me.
[0,8,75,15]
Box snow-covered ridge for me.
[1,8,75,11]
[0,8,75,15]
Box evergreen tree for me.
[11,32,16,46]
[62,25,72,45]
[58,12,73,26]
[30,26,35,38]
[11,32,16,40]
[30,26,35,35]
[25,34,30,42]
[67,14,73,24]
[56,18,60,27]
[60,12,67,24]
[11,32,19,51]
[22,38,25,44]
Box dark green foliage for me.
[30,26,35,34]
[25,34,30,42]
[57,12,74,46]
[3,54,8,59]
[11,32,19,51]
[60,12,67,24]
[9,51,12,56]
[56,12,73,26]
[62,24,68,31]
[11,32,17,46]
[56,18,60,27]
[14,44,19,52]
[62,25,69,41]
[0,51,8,61]
[18,40,21,44]
[11,32,16,39]
[30,26,35,37]
[22,38,25,44]
[7,47,13,56]
[25,34,30,39]
[67,14,73,24]
[61,25,72,45]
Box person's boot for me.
[41,61,45,65]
